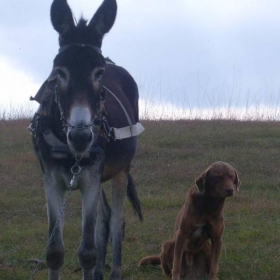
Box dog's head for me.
[195,161,241,198]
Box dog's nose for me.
[226,189,234,197]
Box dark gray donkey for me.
[29,0,144,279]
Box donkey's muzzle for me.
[67,127,94,153]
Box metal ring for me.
[71,164,82,175]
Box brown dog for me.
[139,161,240,280]
[139,238,211,278]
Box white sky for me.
[1,0,280,118]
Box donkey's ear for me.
[88,0,117,39]
[195,171,207,192]
[50,0,75,35]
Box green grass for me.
[1,119,280,279]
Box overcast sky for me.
[1,0,280,118]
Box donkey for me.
[30,0,144,279]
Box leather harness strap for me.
[58,44,102,54]
[102,85,144,140]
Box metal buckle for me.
[102,117,115,140]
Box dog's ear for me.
[195,171,207,192]
[234,169,241,191]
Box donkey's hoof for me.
[110,271,123,280]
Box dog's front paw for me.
[172,271,181,280]
[208,277,220,280]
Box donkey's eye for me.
[56,69,66,79]
[95,69,104,81]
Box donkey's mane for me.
[77,18,88,29]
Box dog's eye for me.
[214,175,223,181]
[228,174,235,180]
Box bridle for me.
[54,43,107,137]
[54,84,104,135]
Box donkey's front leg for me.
[94,189,111,279]
[79,158,104,280]
[44,172,66,280]
[110,171,128,280]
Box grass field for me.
[1,118,280,279]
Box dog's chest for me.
[191,223,210,239]
[191,224,205,238]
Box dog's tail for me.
[138,255,161,267]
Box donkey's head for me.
[51,0,117,154]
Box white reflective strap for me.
[112,122,145,140]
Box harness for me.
[29,45,144,159]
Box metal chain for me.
[54,85,103,133]
[30,82,107,279]
[30,155,83,279]
[30,188,73,279]
[54,85,68,133]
